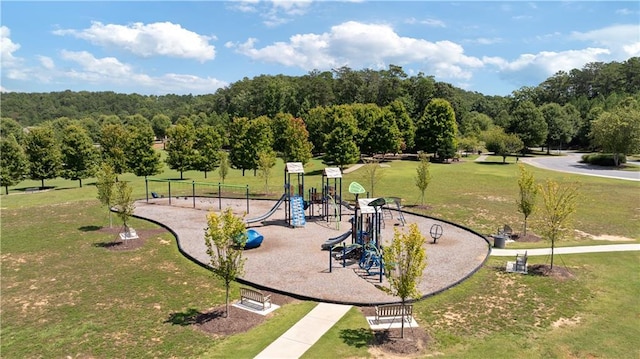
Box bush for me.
[580,153,627,166]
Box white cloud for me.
[38,56,55,70]
[53,21,216,62]
[571,24,640,57]
[230,21,483,81]
[230,0,312,27]
[1,26,22,68]
[472,37,503,45]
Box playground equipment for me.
[321,168,343,226]
[245,194,286,224]
[430,224,443,244]
[284,162,306,228]
[145,178,250,213]
[244,229,264,249]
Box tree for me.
[165,123,197,179]
[590,99,640,166]
[126,125,163,178]
[281,117,313,165]
[24,127,62,188]
[358,158,386,198]
[0,117,25,143]
[414,152,432,206]
[218,151,230,183]
[99,123,129,178]
[203,208,247,318]
[193,125,223,178]
[322,114,360,169]
[151,114,172,142]
[114,181,136,236]
[0,135,28,194]
[361,108,402,157]
[60,124,98,187]
[540,103,575,154]
[245,116,274,175]
[228,117,253,175]
[96,163,117,228]
[257,150,277,194]
[482,128,524,163]
[382,223,427,338]
[509,101,548,151]
[415,98,458,160]
[516,164,537,236]
[386,100,415,152]
[537,179,580,269]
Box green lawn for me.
[1,154,638,358]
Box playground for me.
[134,163,490,305]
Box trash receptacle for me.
[493,235,506,249]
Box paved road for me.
[520,152,640,181]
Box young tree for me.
[537,179,580,269]
[218,151,230,183]
[358,158,386,198]
[60,124,98,187]
[203,208,247,318]
[516,164,537,236]
[382,223,427,338]
[24,127,62,188]
[0,135,28,194]
[96,163,117,228]
[482,128,524,163]
[414,152,432,206]
[257,150,276,194]
[114,181,136,236]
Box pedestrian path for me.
[254,302,352,359]
[491,243,640,256]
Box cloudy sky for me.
[1,1,638,96]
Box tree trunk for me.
[550,238,555,269]
[204,171,208,179]
[224,283,230,318]
[523,218,528,236]
[180,171,184,180]
[41,179,45,189]
[79,178,83,188]
[400,300,406,338]
[4,185,8,195]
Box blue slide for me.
[245,194,286,224]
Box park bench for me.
[374,304,413,324]
[506,251,528,274]
[240,288,271,311]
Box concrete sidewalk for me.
[491,243,640,256]
[254,302,352,359]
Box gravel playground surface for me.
[133,197,490,305]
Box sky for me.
[1,1,639,97]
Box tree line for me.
[1,58,639,193]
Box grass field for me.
[1,153,638,358]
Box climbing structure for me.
[284,162,306,228]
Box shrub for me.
[580,153,627,166]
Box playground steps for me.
[290,196,307,227]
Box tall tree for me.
[414,152,432,206]
[386,100,415,152]
[590,99,640,166]
[516,164,537,236]
[0,135,28,194]
[245,116,274,175]
[165,123,197,179]
[382,223,427,338]
[60,124,99,187]
[537,179,580,269]
[126,125,162,178]
[99,123,129,178]
[193,125,223,178]
[322,115,360,169]
[540,103,575,154]
[280,117,313,165]
[361,108,402,157]
[24,127,62,188]
[228,117,253,176]
[150,114,172,141]
[0,117,25,143]
[416,98,458,160]
[203,208,247,318]
[96,163,117,228]
[509,101,548,151]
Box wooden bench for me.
[375,304,413,324]
[240,288,271,311]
